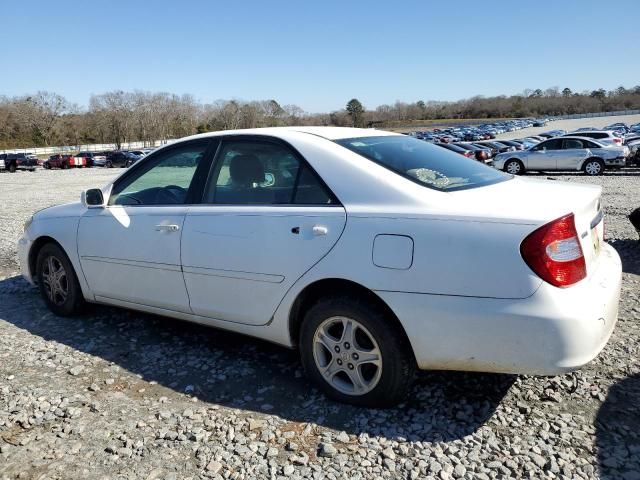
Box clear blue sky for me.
[1,0,638,112]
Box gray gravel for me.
[1,166,639,480]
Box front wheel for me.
[106,160,113,168]
[504,159,524,175]
[299,296,415,407]
[36,243,85,316]
[583,158,604,176]
[8,163,16,173]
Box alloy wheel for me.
[312,316,383,396]
[506,161,521,174]
[585,161,602,175]
[41,255,68,306]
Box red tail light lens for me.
[520,213,586,288]
[613,138,622,144]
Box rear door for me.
[558,138,590,170]
[181,136,346,325]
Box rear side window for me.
[563,139,585,149]
[204,140,336,205]
[337,136,509,191]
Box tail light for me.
[613,138,622,145]
[520,213,586,288]
[463,151,474,158]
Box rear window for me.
[336,135,510,192]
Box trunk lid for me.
[447,176,603,276]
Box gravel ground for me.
[0,165,639,480]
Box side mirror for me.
[81,188,105,208]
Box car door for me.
[559,138,590,170]
[77,139,214,313]
[181,136,346,326]
[526,139,562,170]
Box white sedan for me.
[18,127,622,407]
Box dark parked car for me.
[495,140,526,151]
[105,151,138,168]
[473,141,516,155]
[435,142,476,159]
[75,151,107,167]
[0,153,38,172]
[453,143,492,163]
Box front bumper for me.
[377,243,621,375]
[17,232,34,284]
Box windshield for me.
[336,135,510,192]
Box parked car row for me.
[430,123,638,176]
[42,149,153,170]
[407,118,550,143]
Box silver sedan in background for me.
[493,136,629,175]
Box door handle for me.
[155,224,180,232]
[312,225,328,236]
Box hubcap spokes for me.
[507,162,520,174]
[313,316,382,396]
[586,162,600,175]
[42,256,68,306]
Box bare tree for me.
[13,91,68,146]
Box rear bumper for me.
[377,243,621,375]
[604,157,626,167]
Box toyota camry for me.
[18,127,622,407]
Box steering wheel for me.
[155,185,186,204]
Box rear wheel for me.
[299,296,414,407]
[8,163,16,173]
[36,243,85,316]
[106,160,113,168]
[583,158,604,176]
[504,159,524,175]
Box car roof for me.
[182,126,399,142]
[565,130,610,135]
[561,136,604,143]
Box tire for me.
[583,158,604,176]
[8,163,16,173]
[36,243,85,316]
[299,296,415,407]
[504,159,524,175]
[106,160,113,168]
[62,163,69,170]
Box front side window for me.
[204,140,335,205]
[534,139,562,151]
[337,135,509,191]
[109,141,209,206]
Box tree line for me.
[1,85,639,149]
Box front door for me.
[527,138,562,170]
[78,139,213,313]
[181,137,346,325]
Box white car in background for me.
[493,136,629,175]
[564,130,623,147]
[18,127,621,407]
